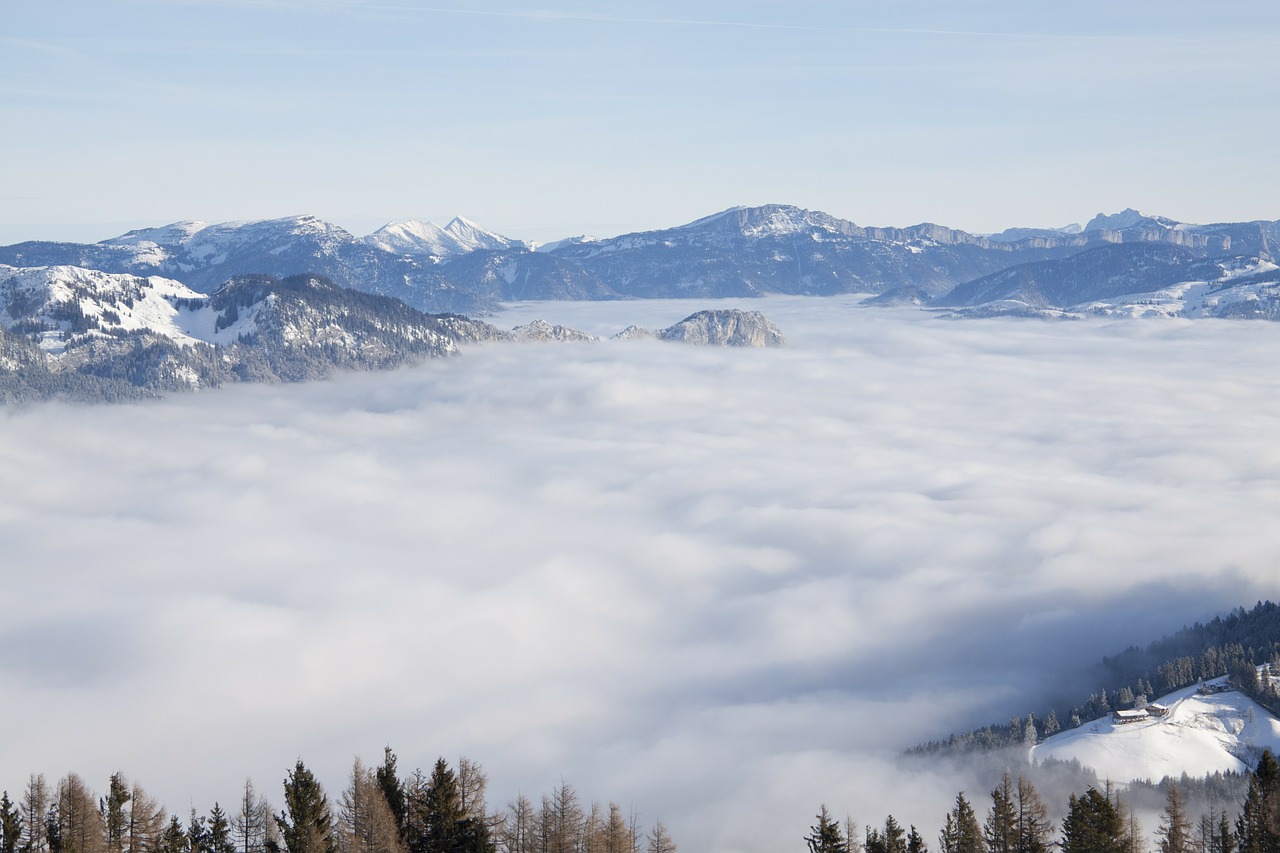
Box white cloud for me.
[3,298,1280,850]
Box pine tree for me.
[983,776,1014,853]
[209,806,236,853]
[906,827,927,853]
[157,817,186,853]
[1156,786,1191,853]
[103,775,130,853]
[1237,749,1280,853]
[1,792,23,853]
[1060,788,1124,853]
[189,811,209,853]
[275,762,335,853]
[940,794,983,853]
[806,806,845,853]
[374,752,406,843]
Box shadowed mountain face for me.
[5,205,1271,314]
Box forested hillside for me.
[911,602,1280,757]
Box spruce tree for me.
[103,775,130,853]
[1237,749,1280,853]
[806,806,846,853]
[275,762,335,853]
[940,794,983,853]
[1156,786,1191,853]
[209,806,236,853]
[906,827,927,853]
[983,776,1014,853]
[1,792,23,853]
[157,817,186,853]
[1060,788,1124,853]
[374,751,407,843]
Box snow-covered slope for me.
[1032,681,1280,783]
[363,216,524,260]
[0,263,210,354]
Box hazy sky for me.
[3,0,1279,245]
[4,299,1280,851]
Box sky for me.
[2,0,1280,246]
[5,299,1280,851]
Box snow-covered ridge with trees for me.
[1033,679,1280,784]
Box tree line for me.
[805,749,1280,853]
[0,751,674,853]
[910,601,1280,758]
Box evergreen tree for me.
[157,817,186,853]
[1236,749,1280,853]
[939,794,983,853]
[983,776,1014,853]
[1156,786,1191,853]
[880,817,906,853]
[103,775,130,853]
[189,811,208,853]
[275,762,335,853]
[1060,788,1125,853]
[806,807,845,853]
[1,792,23,853]
[374,753,406,843]
[906,827,927,853]
[209,806,235,853]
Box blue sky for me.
[2,0,1279,244]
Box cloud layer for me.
[4,297,1280,851]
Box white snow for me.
[1032,681,1280,783]
[363,216,524,259]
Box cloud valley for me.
[3,297,1280,852]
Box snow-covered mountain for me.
[363,216,525,260]
[927,244,1280,319]
[0,215,486,314]
[2,205,1278,313]
[0,264,496,400]
[1033,680,1280,783]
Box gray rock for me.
[657,309,785,347]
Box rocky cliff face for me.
[656,309,785,347]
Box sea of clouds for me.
[4,296,1280,851]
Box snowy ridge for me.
[0,263,210,353]
[363,216,524,260]
[1032,680,1280,783]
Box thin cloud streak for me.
[143,0,1224,43]
[3,298,1280,851]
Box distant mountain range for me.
[4,205,1277,317]
[0,264,783,403]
